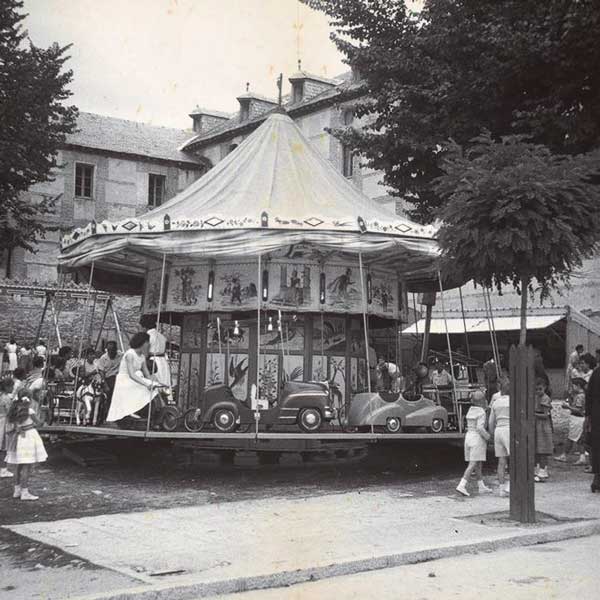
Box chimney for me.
[189,106,230,134]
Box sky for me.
[21,0,350,129]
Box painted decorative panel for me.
[216,263,258,310]
[370,270,397,318]
[168,264,207,311]
[312,316,346,354]
[182,314,203,351]
[258,354,279,404]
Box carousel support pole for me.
[168,312,173,358]
[94,298,111,351]
[358,253,371,393]
[87,291,98,347]
[49,294,63,349]
[421,304,433,363]
[482,288,501,378]
[34,293,50,347]
[458,287,472,359]
[255,255,262,438]
[486,287,502,376]
[71,262,95,425]
[146,253,167,437]
[109,297,125,353]
[358,253,375,435]
[396,318,403,389]
[438,272,461,433]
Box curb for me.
[75,519,600,600]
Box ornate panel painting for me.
[181,314,204,351]
[216,263,258,310]
[168,264,208,312]
[312,316,346,354]
[324,265,362,314]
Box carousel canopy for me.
[59,109,448,293]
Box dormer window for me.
[292,81,304,103]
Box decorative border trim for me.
[60,213,437,250]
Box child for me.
[456,390,492,496]
[5,388,48,500]
[489,377,510,496]
[556,377,587,464]
[0,378,14,478]
[534,378,553,482]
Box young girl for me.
[0,378,14,478]
[534,378,553,482]
[556,377,587,463]
[5,388,48,500]
[457,390,492,496]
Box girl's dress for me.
[535,393,554,455]
[464,405,488,462]
[5,343,18,372]
[106,349,155,422]
[5,408,48,464]
[0,392,11,452]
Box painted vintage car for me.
[346,391,448,433]
[183,380,338,433]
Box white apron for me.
[106,349,156,422]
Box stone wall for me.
[0,292,143,350]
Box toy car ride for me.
[346,390,448,434]
[183,380,337,433]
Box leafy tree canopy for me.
[0,0,78,257]
[435,133,600,299]
[304,0,600,223]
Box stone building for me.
[1,112,210,282]
[182,68,398,214]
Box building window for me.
[148,173,166,208]
[342,146,354,178]
[292,81,304,103]
[240,102,250,122]
[74,163,94,198]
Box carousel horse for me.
[76,373,107,426]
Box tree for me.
[434,133,600,344]
[0,0,78,271]
[304,0,600,223]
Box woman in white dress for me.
[140,315,172,392]
[5,338,18,373]
[106,332,159,422]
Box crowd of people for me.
[456,343,600,497]
[0,316,172,500]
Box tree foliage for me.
[304,0,600,223]
[435,133,600,342]
[0,0,78,257]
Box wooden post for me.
[509,344,536,523]
[34,293,50,346]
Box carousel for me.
[58,108,459,436]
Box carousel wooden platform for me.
[40,424,464,453]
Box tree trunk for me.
[519,275,528,346]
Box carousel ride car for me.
[346,390,448,433]
[183,379,338,433]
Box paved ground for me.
[0,417,594,600]
[217,534,600,600]
[3,457,598,599]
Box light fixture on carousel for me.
[262,269,269,302]
[207,269,215,302]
